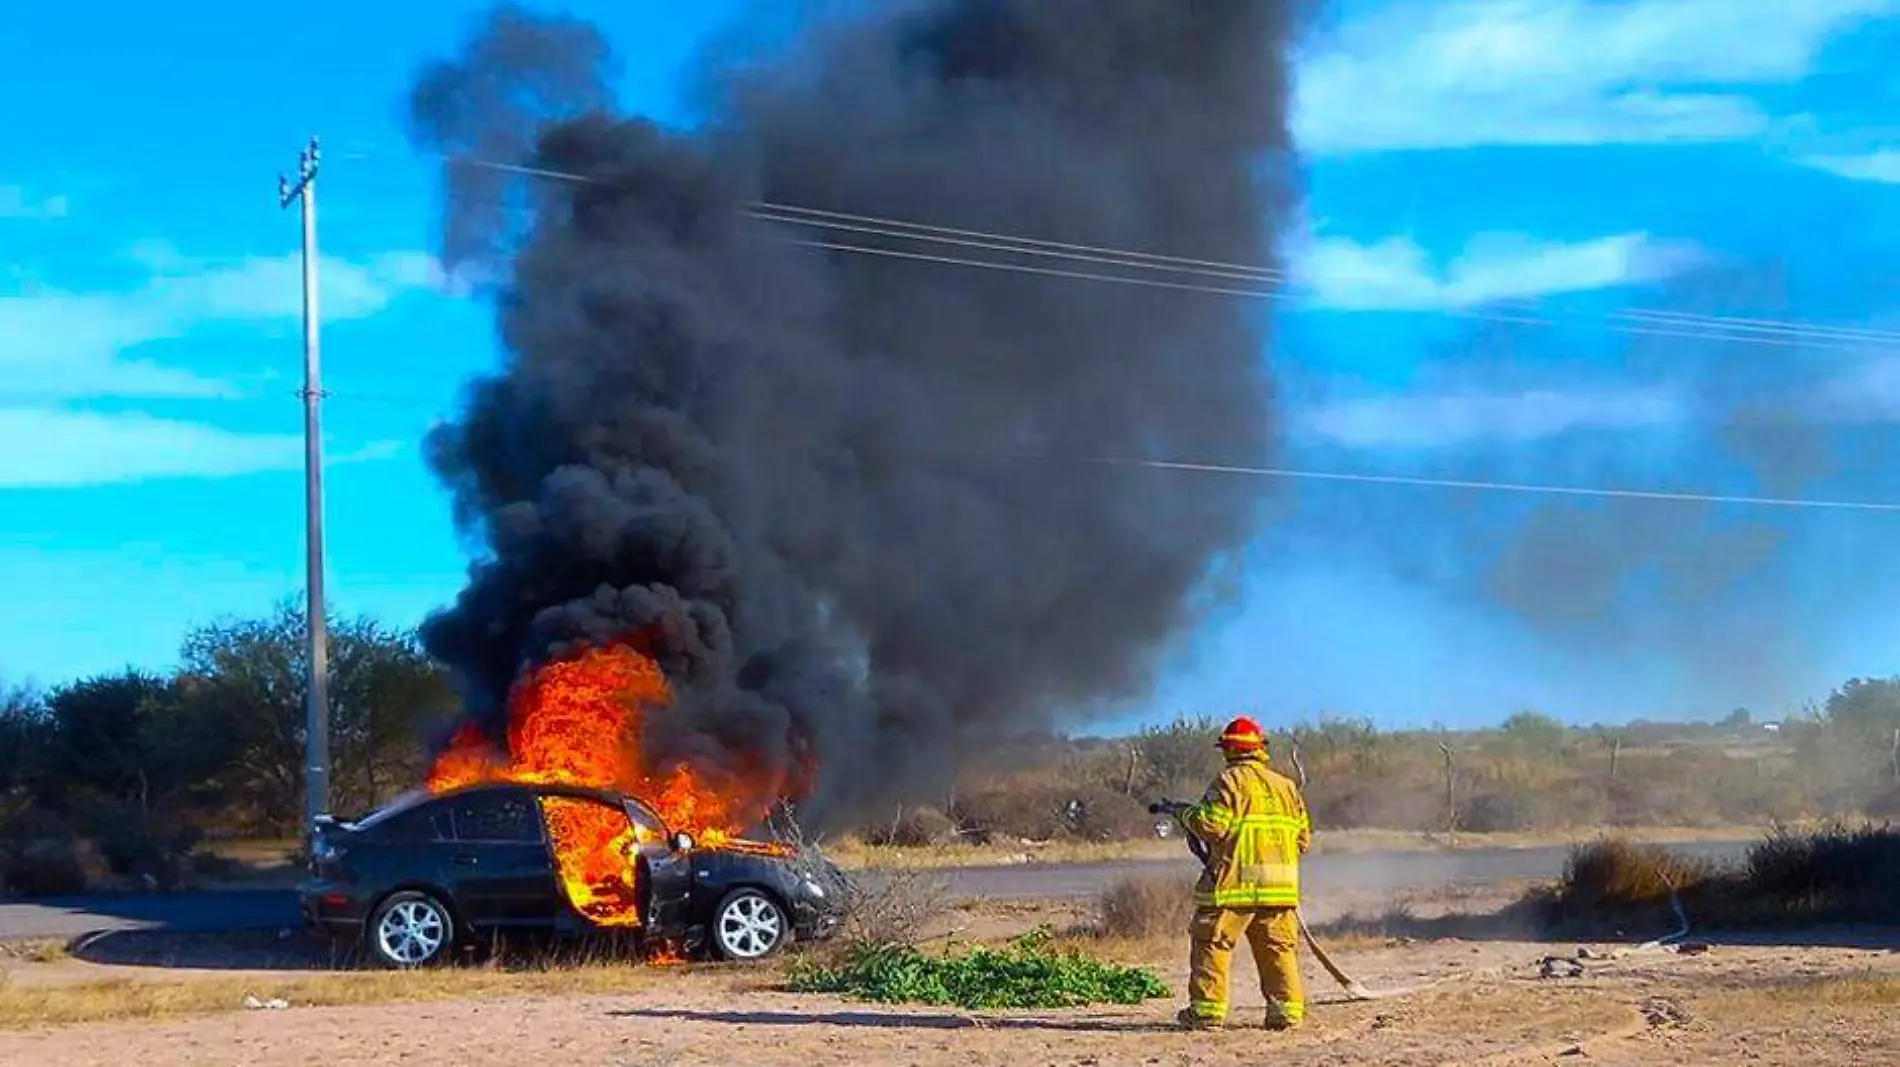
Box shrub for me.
[1744,821,1900,916]
[1064,788,1154,842]
[1541,837,1716,931]
[0,810,106,897]
[1095,875,1193,940]
[951,784,1153,842]
[861,807,960,848]
[952,785,1068,842]
[1534,825,1900,934]
[786,926,1171,1009]
[834,869,953,952]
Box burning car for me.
[300,782,849,968]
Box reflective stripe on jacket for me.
[1179,753,1311,908]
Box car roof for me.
[351,781,657,829]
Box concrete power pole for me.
[280,136,330,832]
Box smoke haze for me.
[406,1,1305,820]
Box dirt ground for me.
[4,894,1899,1067]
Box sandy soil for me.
[6,911,1900,1067]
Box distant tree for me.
[38,671,176,813]
[1133,715,1222,798]
[1813,678,1900,788]
[174,602,457,830]
[1500,711,1566,755]
[1721,707,1754,730]
[0,679,48,799]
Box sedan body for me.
[299,783,848,967]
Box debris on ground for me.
[1539,956,1586,979]
[242,996,290,1011]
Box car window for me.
[378,803,454,843]
[450,790,544,843]
[623,800,668,844]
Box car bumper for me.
[790,895,847,943]
[299,879,369,938]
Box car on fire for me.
[299,782,850,968]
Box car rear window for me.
[450,791,545,843]
[377,804,453,843]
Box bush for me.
[1095,875,1193,940]
[2,836,99,897]
[861,807,960,848]
[1541,837,1715,930]
[1064,789,1154,842]
[1535,825,1900,934]
[953,785,1067,842]
[786,926,1171,1009]
[835,869,953,952]
[1744,821,1900,915]
[0,810,106,897]
[951,784,1153,842]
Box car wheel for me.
[367,891,455,969]
[711,888,788,961]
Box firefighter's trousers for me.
[1187,905,1304,1027]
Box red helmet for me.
[1217,716,1266,752]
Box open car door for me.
[625,798,693,936]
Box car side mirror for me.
[671,831,694,852]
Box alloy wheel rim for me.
[718,895,784,958]
[377,899,447,964]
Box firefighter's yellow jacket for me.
[1179,752,1311,908]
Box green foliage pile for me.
[786,927,1170,1010]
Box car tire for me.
[710,888,789,962]
[366,890,456,969]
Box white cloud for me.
[0,249,445,402]
[0,407,402,489]
[1294,229,1701,311]
[0,185,69,220]
[1801,149,1900,183]
[1295,386,1684,450]
[1296,0,1897,154]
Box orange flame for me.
[424,640,803,924]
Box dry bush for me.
[1066,789,1154,841]
[833,869,954,952]
[1093,874,1193,940]
[1540,837,1717,934]
[953,783,1068,841]
[1536,824,1900,935]
[1309,783,1443,832]
[859,806,961,848]
[1743,821,1900,920]
[0,810,107,897]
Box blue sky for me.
[5,0,1900,729]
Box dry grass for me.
[824,836,1183,870]
[1092,874,1194,941]
[0,940,69,965]
[1541,822,1900,934]
[823,825,1770,871]
[0,959,687,1029]
[1804,973,1900,1005]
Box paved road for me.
[0,840,1751,943]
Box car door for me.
[444,787,561,928]
[625,799,693,935]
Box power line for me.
[1036,455,1900,514]
[373,147,1900,352]
[26,144,1900,354]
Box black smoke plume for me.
[407,1,1304,821]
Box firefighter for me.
[1172,715,1311,1031]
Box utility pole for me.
[280,136,330,833]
